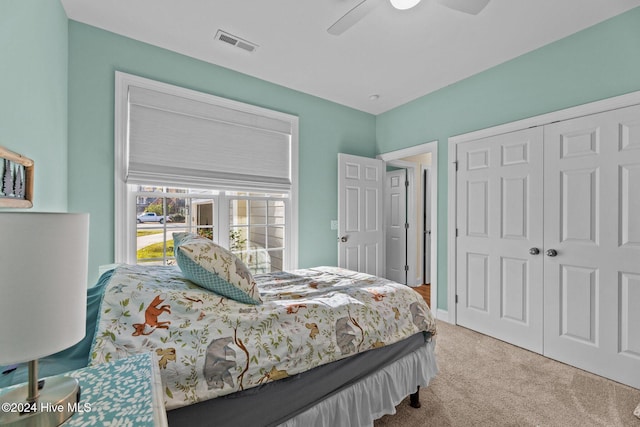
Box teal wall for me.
[67,21,376,282]
[376,7,640,310]
[0,0,68,211]
[3,3,639,292]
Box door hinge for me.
[404,223,409,230]
[405,179,409,188]
[453,161,458,171]
[456,228,459,237]
[404,265,409,272]
[455,295,459,304]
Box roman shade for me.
[125,84,296,190]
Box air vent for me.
[215,30,258,53]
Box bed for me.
[1,237,437,426]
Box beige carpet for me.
[375,321,640,427]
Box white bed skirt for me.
[279,339,438,427]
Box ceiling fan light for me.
[390,0,421,10]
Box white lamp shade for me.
[0,213,89,365]
[390,0,421,10]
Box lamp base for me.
[0,376,80,426]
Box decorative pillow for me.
[173,232,262,304]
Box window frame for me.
[114,72,298,270]
[225,193,289,272]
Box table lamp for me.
[0,213,89,426]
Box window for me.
[228,193,287,273]
[133,186,216,265]
[133,186,288,273]
[114,72,298,272]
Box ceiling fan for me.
[327,0,490,35]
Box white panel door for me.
[385,169,407,284]
[543,104,640,389]
[338,153,384,276]
[456,127,544,353]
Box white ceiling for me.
[60,0,640,115]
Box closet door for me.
[543,104,640,389]
[456,127,544,353]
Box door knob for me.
[546,249,558,257]
[340,236,348,242]
[529,247,540,255]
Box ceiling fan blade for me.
[327,0,382,35]
[437,0,490,15]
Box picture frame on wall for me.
[0,146,34,208]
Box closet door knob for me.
[529,248,540,255]
[340,236,348,242]
[546,249,558,257]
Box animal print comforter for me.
[89,264,436,410]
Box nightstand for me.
[1,352,167,426]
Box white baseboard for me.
[436,308,452,324]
